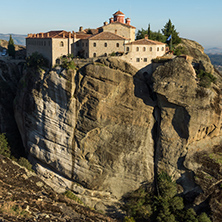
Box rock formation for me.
[10,39,222,220]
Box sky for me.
[0,0,222,48]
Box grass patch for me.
[196,69,216,88]
[63,190,83,205]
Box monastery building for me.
[26,11,166,72]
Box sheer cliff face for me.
[14,49,222,218]
[14,59,155,208]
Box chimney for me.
[104,21,108,26]
[34,34,37,38]
[125,18,131,25]
[47,32,50,38]
[63,32,65,38]
[37,33,40,38]
[41,33,44,38]
[79,26,83,32]
[145,34,148,39]
[109,17,114,23]
[69,32,71,38]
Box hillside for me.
[0,155,116,221]
[0,39,26,59]
[0,33,26,46]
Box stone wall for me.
[121,44,166,72]
[85,39,127,58]
[26,38,53,65]
[102,23,135,41]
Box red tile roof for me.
[126,38,165,45]
[27,30,93,39]
[98,21,136,29]
[84,29,99,35]
[113,10,125,15]
[86,32,128,40]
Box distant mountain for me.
[207,54,222,66]
[0,33,26,46]
[205,47,222,55]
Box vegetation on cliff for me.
[7,35,15,58]
[136,19,181,46]
[26,52,49,69]
[123,173,211,222]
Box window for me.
[86,53,88,57]
[60,41,64,47]
[150,47,152,51]
[104,53,107,56]
[104,42,107,47]
[76,42,79,47]
[136,58,140,62]
[82,43,84,47]
[116,43,119,47]
[162,47,164,51]
[143,47,146,51]
[144,58,147,62]
[93,53,96,57]
[93,42,96,47]
[86,43,88,47]
[136,47,139,51]
[44,41,46,46]
[126,47,129,52]
[157,47,159,51]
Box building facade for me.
[26,10,166,70]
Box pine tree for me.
[162,19,181,45]
[148,24,151,39]
[8,35,15,58]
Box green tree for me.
[148,24,151,39]
[8,35,15,58]
[136,28,147,40]
[26,52,49,69]
[162,19,181,45]
[0,133,11,157]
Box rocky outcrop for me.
[14,59,156,213]
[13,42,222,220]
[0,154,116,222]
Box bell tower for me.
[113,10,125,23]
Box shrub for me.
[0,133,11,157]
[26,52,49,69]
[60,57,76,70]
[18,157,34,172]
[174,46,188,56]
[109,52,116,56]
[196,70,216,88]
[123,216,136,222]
[63,190,83,204]
[123,172,212,222]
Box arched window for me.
[150,47,152,51]
[126,47,129,52]
[143,47,146,51]
[162,47,164,51]
[93,53,96,57]
[157,47,159,51]
[104,53,107,57]
[116,43,119,47]
[93,42,96,47]
[60,41,64,47]
[104,42,107,47]
[136,47,139,51]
